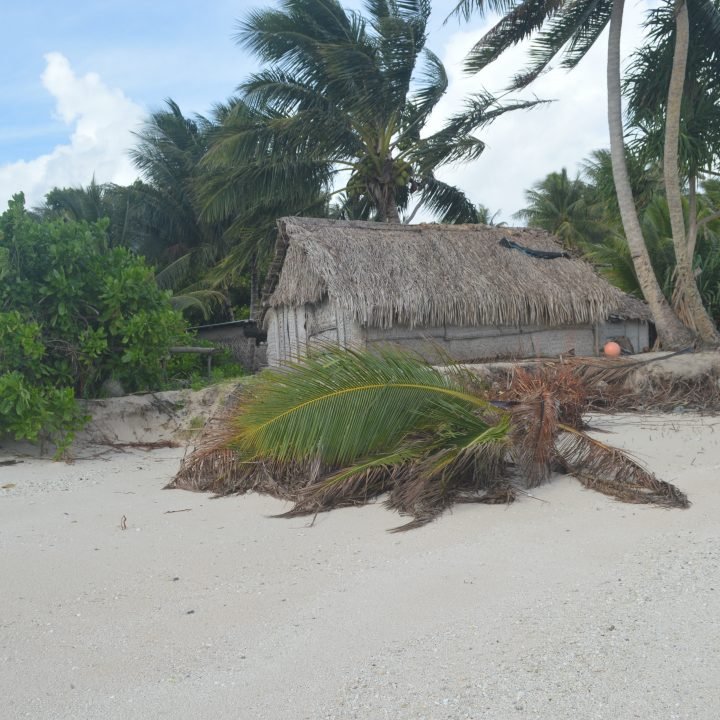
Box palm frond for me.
[173,348,690,529]
[556,425,689,507]
[446,0,524,23]
[505,0,608,89]
[169,290,227,320]
[412,176,480,224]
[463,0,563,74]
[229,345,492,465]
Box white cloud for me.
[429,2,651,221]
[0,53,144,210]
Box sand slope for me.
[1,411,719,719]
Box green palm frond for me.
[505,0,608,89]
[463,0,563,75]
[231,346,492,465]
[412,176,480,224]
[446,0,524,23]
[408,49,448,120]
[169,290,227,320]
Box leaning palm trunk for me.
[663,0,720,346]
[170,347,688,531]
[671,174,700,329]
[607,0,695,349]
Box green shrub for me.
[0,194,190,448]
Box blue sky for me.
[0,0,651,217]
[1,0,256,161]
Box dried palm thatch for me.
[264,218,644,329]
[170,347,688,531]
[488,351,720,412]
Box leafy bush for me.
[0,194,190,448]
[0,311,86,451]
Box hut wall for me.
[266,301,363,366]
[598,319,649,353]
[266,306,307,366]
[365,324,595,362]
[266,301,647,366]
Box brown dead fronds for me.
[169,348,689,530]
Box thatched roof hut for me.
[263,218,650,365]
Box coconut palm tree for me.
[172,346,688,530]
[209,0,538,227]
[37,178,143,249]
[450,0,720,347]
[195,98,332,317]
[624,0,720,333]
[515,168,608,247]
[130,100,221,281]
[581,149,664,229]
[129,100,230,317]
[476,203,506,225]
[586,187,720,326]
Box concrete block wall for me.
[366,324,595,362]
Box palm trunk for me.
[663,0,719,346]
[607,0,694,349]
[671,172,699,327]
[370,179,401,224]
[384,193,400,224]
[687,173,698,260]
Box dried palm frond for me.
[171,347,689,529]
[484,351,720,413]
[556,425,689,508]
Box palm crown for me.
[209,0,539,224]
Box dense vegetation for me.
[22,0,720,339]
[517,156,720,325]
[452,0,720,346]
[0,195,192,450]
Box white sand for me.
[1,407,720,719]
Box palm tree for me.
[211,0,538,226]
[581,149,664,229]
[129,100,229,317]
[172,346,688,530]
[450,0,720,347]
[37,178,141,249]
[624,0,720,335]
[196,98,332,317]
[586,188,720,326]
[476,203,506,225]
[515,168,607,248]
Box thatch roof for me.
[264,217,649,329]
[610,294,652,322]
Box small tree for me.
[0,194,189,450]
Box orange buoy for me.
[603,341,622,358]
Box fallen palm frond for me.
[506,365,587,487]
[485,351,720,413]
[556,425,689,507]
[102,439,180,451]
[171,346,689,529]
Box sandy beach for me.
[1,406,720,719]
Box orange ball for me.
[603,341,622,358]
